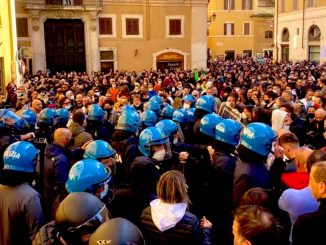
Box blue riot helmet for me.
[84,140,116,159]
[172,108,189,126]
[122,104,136,113]
[14,117,30,133]
[66,159,112,200]
[215,119,242,146]
[55,192,109,242]
[84,140,117,173]
[195,95,215,113]
[140,110,157,128]
[147,100,161,117]
[156,119,185,144]
[161,103,174,119]
[89,218,145,245]
[182,94,196,109]
[56,108,70,127]
[3,141,39,172]
[186,107,196,122]
[19,109,37,128]
[240,122,277,157]
[138,126,172,161]
[87,104,105,122]
[199,113,223,138]
[149,95,163,107]
[38,108,57,126]
[0,109,21,126]
[116,110,141,133]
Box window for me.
[309,46,320,62]
[166,16,184,38]
[224,0,235,10]
[258,0,274,7]
[126,18,139,35]
[282,28,289,42]
[243,50,252,58]
[307,0,315,7]
[169,19,181,35]
[100,50,115,72]
[16,18,28,37]
[265,31,273,38]
[99,18,112,35]
[293,0,299,10]
[122,15,143,38]
[308,25,321,41]
[244,23,250,35]
[280,0,285,13]
[242,0,252,10]
[224,23,234,35]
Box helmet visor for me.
[174,124,185,144]
[67,205,109,234]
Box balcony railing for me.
[23,0,102,10]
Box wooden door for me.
[44,19,86,73]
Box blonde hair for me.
[156,170,190,205]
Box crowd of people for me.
[0,57,326,245]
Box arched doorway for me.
[156,52,184,72]
[281,28,290,62]
[308,25,321,62]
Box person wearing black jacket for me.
[140,170,211,245]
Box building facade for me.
[275,0,326,63]
[15,0,208,74]
[1,0,19,91]
[207,0,274,60]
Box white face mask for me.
[99,183,109,200]
[283,125,290,130]
[183,103,190,110]
[64,105,71,110]
[152,148,166,161]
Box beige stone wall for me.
[208,0,274,59]
[15,0,208,73]
[276,0,326,62]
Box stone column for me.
[29,10,46,73]
[191,4,208,70]
[87,11,100,73]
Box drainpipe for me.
[275,0,279,61]
[302,0,305,49]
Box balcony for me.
[23,0,102,11]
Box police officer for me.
[65,159,113,203]
[0,141,44,245]
[56,108,70,128]
[233,122,277,207]
[193,95,215,139]
[206,119,242,245]
[111,110,141,185]
[160,103,174,120]
[0,109,35,169]
[86,104,114,142]
[137,126,174,173]
[140,109,157,129]
[33,192,109,245]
